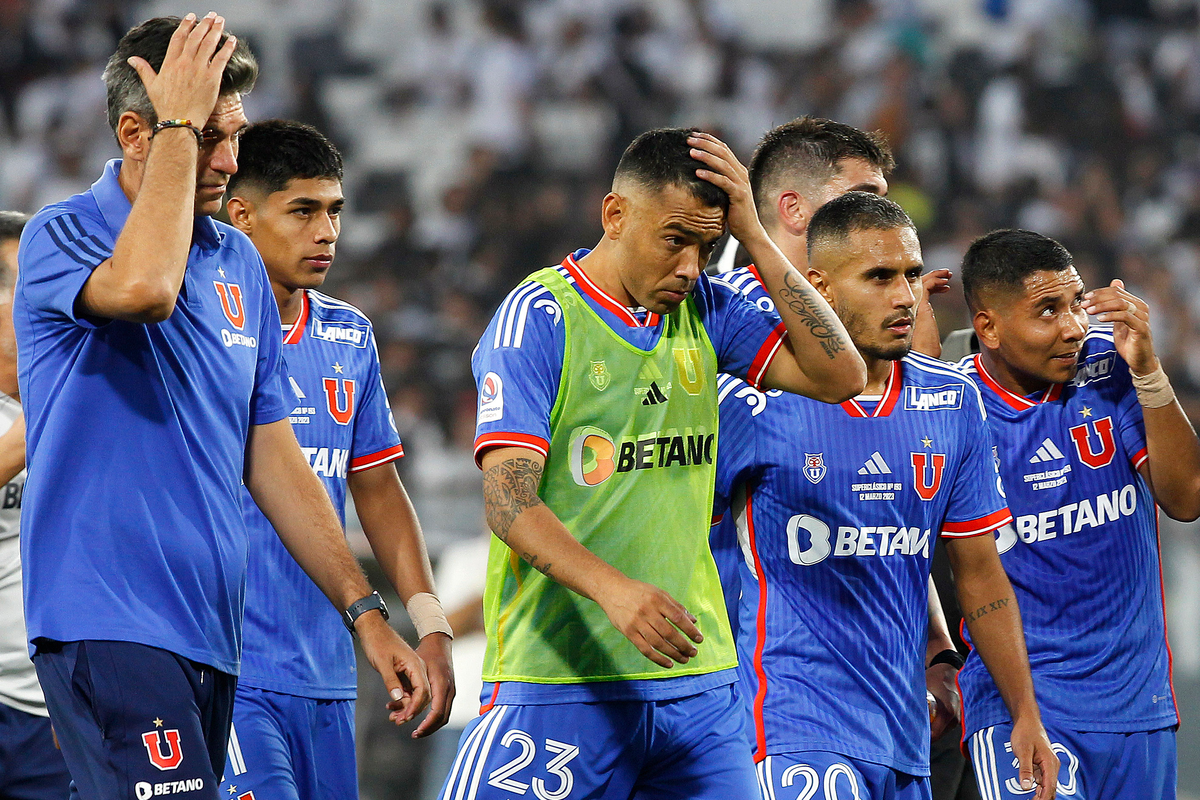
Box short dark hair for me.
[749,117,893,216]
[0,211,27,243]
[613,128,728,212]
[807,191,914,256]
[961,229,1074,311]
[102,17,258,133]
[227,120,344,197]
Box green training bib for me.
[482,267,737,683]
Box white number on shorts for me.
[487,730,580,798]
[531,739,579,800]
[488,730,538,793]
[781,764,819,800]
[822,763,862,800]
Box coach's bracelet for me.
[150,119,204,147]
[1131,361,1175,409]
[928,648,965,671]
[407,592,453,640]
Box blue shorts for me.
[436,683,759,800]
[0,702,71,800]
[967,723,1176,800]
[755,752,931,800]
[219,685,356,800]
[33,639,236,800]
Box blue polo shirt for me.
[14,159,288,674]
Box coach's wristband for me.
[1131,362,1176,409]
[928,648,966,671]
[406,592,454,640]
[343,590,389,634]
[151,119,204,147]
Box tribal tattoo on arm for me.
[777,273,847,359]
[483,457,552,576]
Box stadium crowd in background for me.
[3,0,1200,797]
[4,0,1200,540]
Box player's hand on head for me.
[126,12,239,126]
[355,610,432,726]
[411,633,455,739]
[598,577,703,669]
[687,132,763,246]
[1082,280,1156,376]
[921,269,952,299]
[1010,717,1059,800]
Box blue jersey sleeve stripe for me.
[52,215,111,264]
[43,218,104,268]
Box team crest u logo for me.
[911,453,946,500]
[673,347,705,395]
[1068,416,1116,469]
[213,281,246,330]
[323,378,356,425]
[141,729,183,770]
[804,453,827,484]
[589,360,610,391]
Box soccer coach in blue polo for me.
[13,15,430,798]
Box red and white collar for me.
[972,354,1062,410]
[562,254,661,328]
[841,360,903,418]
[281,289,310,345]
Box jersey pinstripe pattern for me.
[955,326,1177,736]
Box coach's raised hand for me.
[127,12,238,125]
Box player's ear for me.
[777,190,810,237]
[225,195,254,235]
[806,267,834,305]
[115,112,151,164]
[600,192,626,240]
[972,308,1000,351]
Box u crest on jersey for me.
[910,452,946,500]
[141,728,184,770]
[323,377,356,425]
[1068,415,1117,469]
[213,281,246,330]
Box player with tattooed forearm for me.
[435,128,864,800]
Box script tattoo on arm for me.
[483,455,545,540]
[777,272,847,359]
[965,596,1010,624]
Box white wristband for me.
[1131,362,1175,409]
[406,592,453,640]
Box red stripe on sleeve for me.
[1131,447,1148,469]
[473,432,551,468]
[747,323,787,389]
[349,443,405,473]
[941,508,1013,537]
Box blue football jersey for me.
[955,327,1177,736]
[711,354,1010,776]
[238,290,404,699]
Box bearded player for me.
[948,230,1200,799]
[221,120,455,800]
[714,117,963,745]
[712,192,1057,800]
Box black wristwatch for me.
[343,591,389,634]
